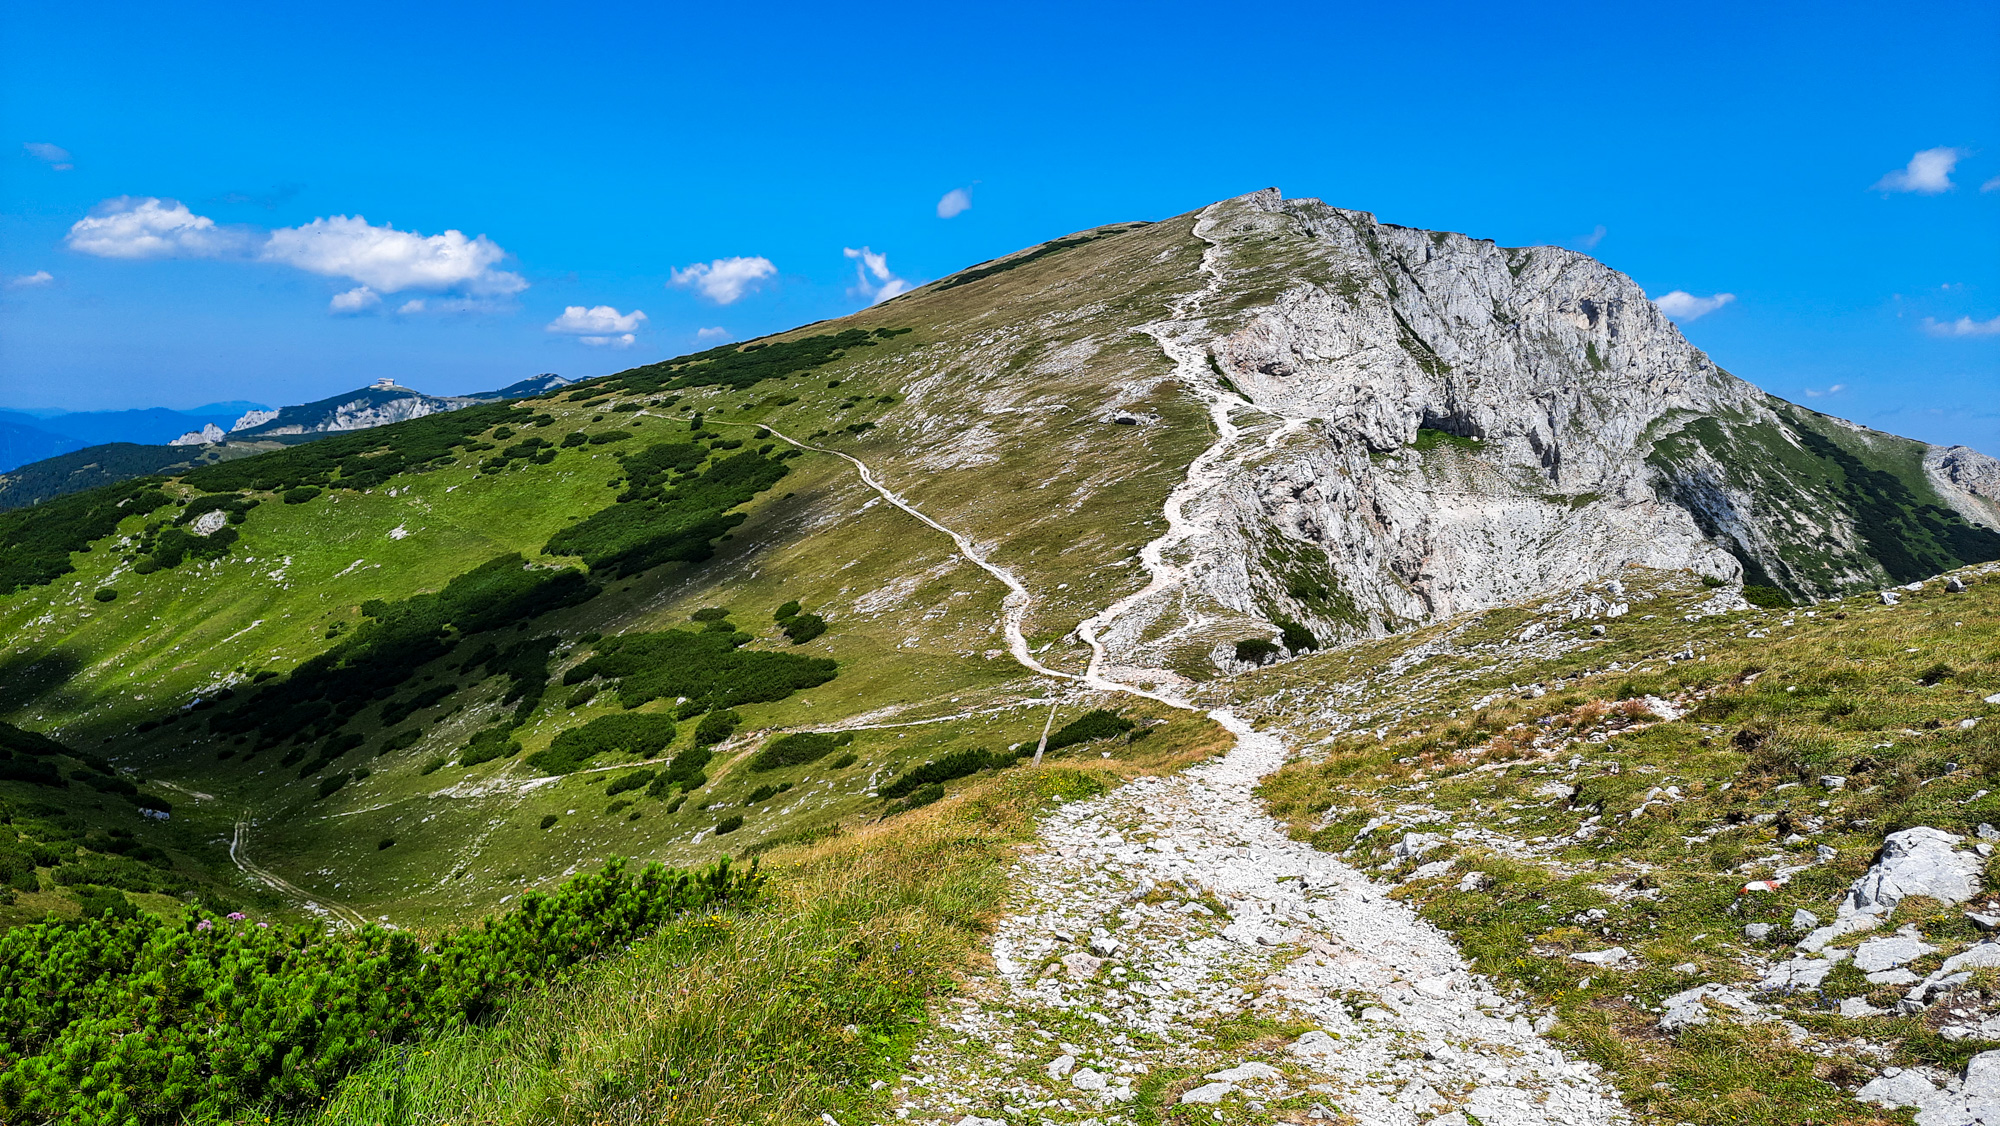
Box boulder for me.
[1180,1082,1234,1105]
[1061,952,1103,980]
[1205,1062,1280,1083]
[1851,828,1985,913]
[1569,946,1630,967]
[1854,930,1937,973]
[1802,827,1985,951]
[1854,1069,1944,1111]
[1660,984,1761,1032]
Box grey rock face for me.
[1072,190,2000,666]
[1927,445,2000,527]
[1851,827,1985,914]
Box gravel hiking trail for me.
[807,205,1631,1125]
[231,815,368,930]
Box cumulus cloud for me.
[65,197,247,259]
[579,333,636,347]
[66,199,527,313]
[1653,290,1735,321]
[1803,384,1846,398]
[1923,315,2000,337]
[397,299,426,315]
[1873,147,1963,194]
[24,142,71,171]
[329,286,380,313]
[937,187,973,219]
[547,305,647,339]
[1985,175,2000,193]
[8,271,53,288]
[264,215,526,295]
[696,326,731,342]
[843,246,914,304]
[669,256,776,304]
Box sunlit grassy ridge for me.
[1254,564,2000,1125]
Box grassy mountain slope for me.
[1,195,1996,935]
[1250,563,2000,1123]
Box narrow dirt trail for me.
[757,212,1630,1123]
[231,815,369,929]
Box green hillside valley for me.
[4,192,2000,1126]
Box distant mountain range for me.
[0,402,269,472]
[0,375,573,509]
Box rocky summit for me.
[3,190,1999,1126]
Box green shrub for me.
[539,814,559,829]
[829,752,858,769]
[458,728,521,768]
[69,885,138,920]
[1744,584,1794,609]
[644,745,712,798]
[780,612,827,644]
[528,713,677,775]
[746,784,780,804]
[92,588,117,603]
[282,485,322,504]
[0,477,171,594]
[750,731,838,771]
[1045,709,1136,753]
[376,838,395,850]
[316,772,351,799]
[1234,638,1281,665]
[606,769,656,797]
[690,606,730,622]
[606,799,633,815]
[774,600,802,621]
[420,755,449,775]
[0,857,761,1123]
[714,814,744,835]
[879,747,1020,800]
[560,431,588,448]
[694,709,739,746]
[888,782,946,813]
[566,682,600,709]
[1276,617,1318,653]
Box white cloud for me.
[1984,175,2000,193]
[397,299,426,315]
[329,286,380,313]
[1803,384,1846,398]
[578,333,637,348]
[669,256,776,304]
[696,326,731,342]
[1574,224,1606,250]
[65,197,246,259]
[1923,315,2000,337]
[547,305,647,336]
[1873,147,1963,194]
[24,142,72,171]
[937,187,973,219]
[8,270,53,288]
[843,245,914,304]
[1653,290,1735,321]
[264,215,526,295]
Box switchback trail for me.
[754,209,1631,1122]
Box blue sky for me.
[2,0,1995,452]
